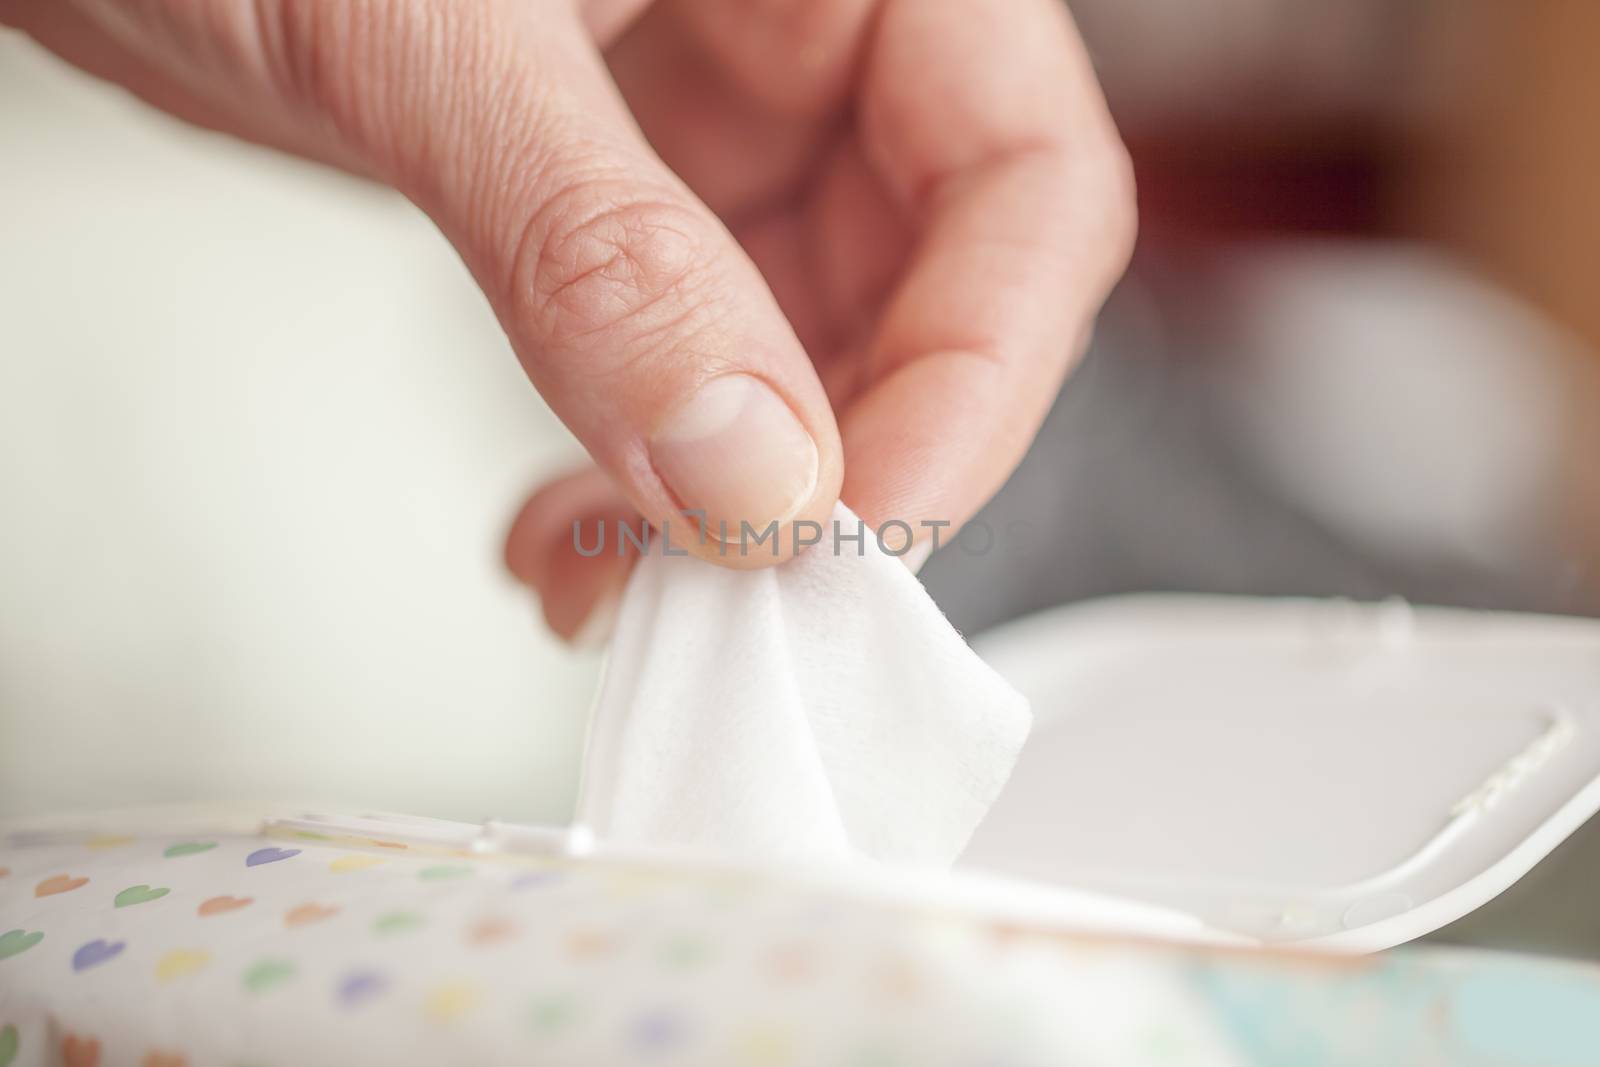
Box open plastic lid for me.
[961,595,1600,952]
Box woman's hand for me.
[4,0,1134,640]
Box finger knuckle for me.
[517,182,721,354]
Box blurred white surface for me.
[0,35,597,821]
[1201,242,1600,575]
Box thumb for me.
[366,3,842,564]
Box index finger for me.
[841,0,1136,540]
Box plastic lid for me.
[962,595,1600,951]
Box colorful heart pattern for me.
[469,917,518,947]
[85,835,134,850]
[72,939,125,972]
[337,970,388,1008]
[242,958,295,994]
[373,911,426,936]
[285,902,340,928]
[198,895,253,917]
[630,1009,687,1051]
[35,874,89,897]
[11,824,1600,1067]
[565,929,617,961]
[114,885,170,908]
[510,870,563,891]
[528,994,580,1034]
[155,949,211,982]
[245,847,300,867]
[425,981,481,1022]
[0,930,44,960]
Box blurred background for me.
[926,0,1600,632]
[2,2,1597,952]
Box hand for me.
[5,0,1134,642]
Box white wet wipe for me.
[577,504,1031,868]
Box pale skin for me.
[3,0,1135,642]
